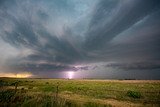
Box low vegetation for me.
[0,78,160,107]
[127,90,141,99]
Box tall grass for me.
[0,90,111,107]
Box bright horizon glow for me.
[68,71,74,79]
[0,72,33,78]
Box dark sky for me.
[0,0,160,79]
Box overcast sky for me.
[0,0,160,79]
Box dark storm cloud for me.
[0,0,84,61]
[0,0,86,73]
[0,0,160,78]
[100,9,160,62]
[7,63,78,73]
[82,0,160,64]
[85,0,160,50]
[104,62,160,70]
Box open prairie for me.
[0,78,160,107]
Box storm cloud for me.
[0,0,160,79]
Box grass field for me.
[0,78,160,107]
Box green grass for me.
[126,90,141,98]
[0,78,160,107]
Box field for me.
[0,78,160,107]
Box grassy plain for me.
[0,78,160,107]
